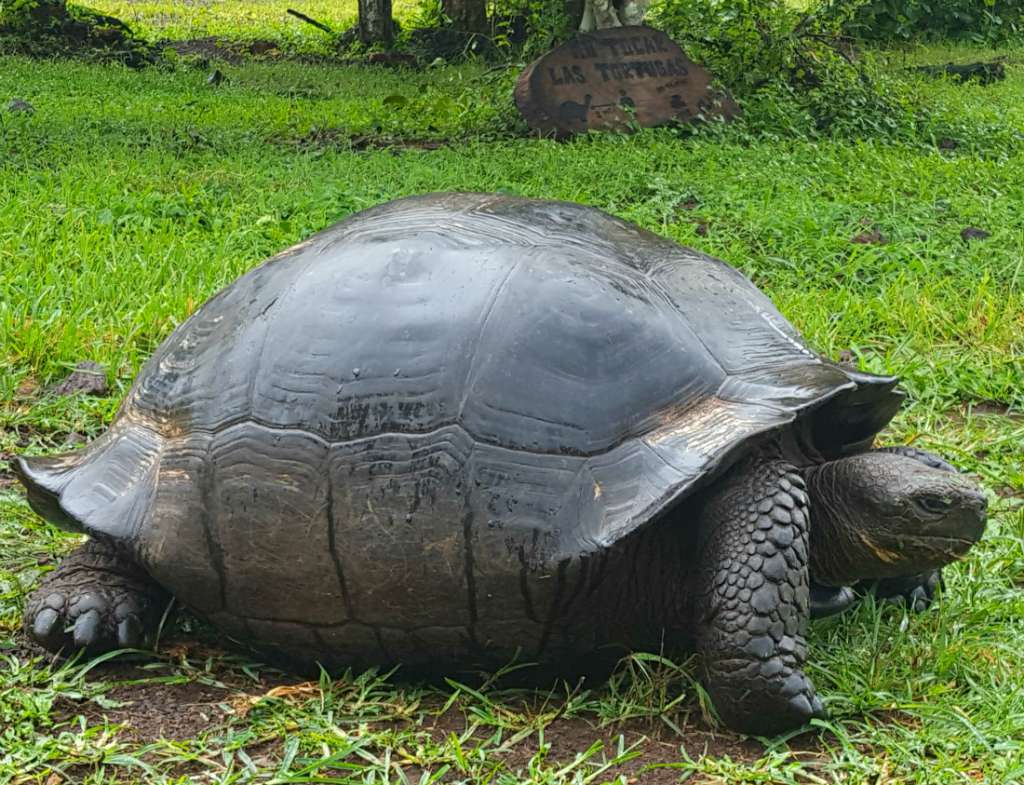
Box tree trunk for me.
[358,0,393,44]
[442,0,487,33]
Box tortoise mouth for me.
[893,534,981,561]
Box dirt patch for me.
[945,401,1023,423]
[50,361,109,397]
[994,485,1024,501]
[16,631,832,782]
[57,674,231,741]
[384,704,799,783]
[158,37,420,68]
[481,718,766,782]
[967,401,1021,419]
[39,636,281,743]
[11,630,203,739]
[159,36,275,65]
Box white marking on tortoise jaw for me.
[857,531,900,564]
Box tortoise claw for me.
[810,694,825,717]
[787,694,813,718]
[117,615,143,648]
[73,609,102,648]
[860,569,944,613]
[32,607,62,645]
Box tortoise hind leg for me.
[694,455,823,735]
[25,539,168,655]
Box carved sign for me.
[515,26,737,137]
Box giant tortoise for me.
[16,193,987,734]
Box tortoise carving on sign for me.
[17,194,986,735]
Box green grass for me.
[86,0,425,51]
[2,25,1024,785]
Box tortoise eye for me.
[916,495,952,515]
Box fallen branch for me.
[286,8,333,35]
[909,60,1005,85]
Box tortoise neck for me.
[803,460,869,586]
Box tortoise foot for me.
[707,658,825,736]
[859,569,943,613]
[809,583,857,619]
[24,540,167,655]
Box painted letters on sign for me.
[515,26,737,137]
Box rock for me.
[51,362,109,397]
[851,229,886,245]
[7,99,35,114]
[961,226,990,243]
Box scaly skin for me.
[694,455,823,735]
[875,446,958,474]
[24,539,167,654]
[808,447,957,618]
[858,447,957,611]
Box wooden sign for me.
[515,26,737,137]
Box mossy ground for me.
[1,4,1023,781]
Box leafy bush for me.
[832,0,1023,43]
[406,0,574,59]
[0,0,157,64]
[645,0,922,137]
[512,0,576,55]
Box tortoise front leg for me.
[24,539,168,655]
[694,455,824,735]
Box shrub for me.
[645,0,921,137]
[832,0,1023,43]
[0,0,157,65]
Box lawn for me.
[1,4,1024,782]
[89,0,420,50]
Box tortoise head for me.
[805,452,987,586]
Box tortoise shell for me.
[18,193,901,663]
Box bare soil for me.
[18,628,797,781]
[159,36,280,65]
[59,673,230,741]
